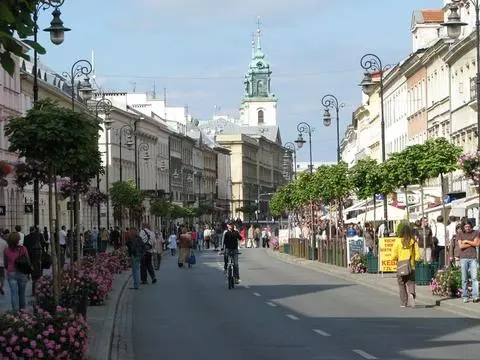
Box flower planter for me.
[415,261,434,286]
[366,253,378,273]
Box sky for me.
[36,0,442,163]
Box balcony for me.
[470,76,477,112]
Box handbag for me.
[41,251,52,270]
[188,250,196,265]
[14,248,33,275]
[397,242,414,276]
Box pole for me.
[134,121,138,189]
[96,173,101,230]
[106,129,110,230]
[336,106,341,163]
[293,150,297,179]
[475,2,480,236]
[119,132,123,182]
[32,8,40,228]
[309,130,314,260]
[379,68,388,236]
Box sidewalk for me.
[267,250,480,319]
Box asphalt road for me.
[132,249,480,360]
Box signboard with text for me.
[379,237,398,272]
[346,236,364,265]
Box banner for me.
[346,236,364,265]
[379,237,398,272]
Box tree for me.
[0,1,45,75]
[270,182,296,216]
[150,197,171,218]
[5,99,103,305]
[109,180,145,226]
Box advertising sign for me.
[379,237,398,272]
[346,236,365,264]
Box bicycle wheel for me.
[228,265,234,289]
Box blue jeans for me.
[7,272,28,311]
[460,258,479,299]
[131,256,140,289]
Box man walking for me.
[126,228,144,290]
[140,224,157,284]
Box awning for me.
[364,205,406,221]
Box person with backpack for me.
[140,224,157,284]
[126,228,145,290]
[23,226,43,295]
[3,231,31,310]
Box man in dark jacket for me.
[126,228,144,290]
[24,226,44,294]
[223,222,241,283]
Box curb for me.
[107,273,131,360]
[88,271,131,360]
[266,250,480,319]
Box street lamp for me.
[62,59,93,111]
[294,122,313,174]
[360,53,389,236]
[321,94,345,163]
[118,125,134,182]
[94,97,113,230]
[137,142,151,190]
[32,0,70,227]
[443,0,479,151]
[294,121,314,260]
[283,142,297,180]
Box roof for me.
[199,117,281,143]
[411,9,443,29]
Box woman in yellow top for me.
[391,222,421,308]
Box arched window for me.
[258,109,264,124]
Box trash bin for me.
[366,253,378,273]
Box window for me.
[258,109,264,124]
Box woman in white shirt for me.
[433,215,446,267]
[167,232,177,256]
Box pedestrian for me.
[111,226,121,250]
[23,226,43,295]
[167,231,177,256]
[126,228,144,290]
[178,227,192,268]
[456,220,479,303]
[391,222,420,308]
[0,229,7,295]
[42,226,50,253]
[139,224,157,284]
[204,226,211,249]
[4,231,31,310]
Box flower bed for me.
[349,253,367,273]
[0,307,88,359]
[430,267,462,297]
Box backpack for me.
[128,236,146,257]
[143,229,153,251]
[13,247,33,274]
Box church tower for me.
[240,18,277,127]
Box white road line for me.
[253,292,261,297]
[352,349,377,359]
[285,314,299,320]
[312,329,331,337]
[265,302,277,307]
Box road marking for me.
[286,314,299,320]
[266,301,277,307]
[253,292,261,297]
[312,329,331,337]
[352,349,377,359]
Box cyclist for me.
[223,222,241,283]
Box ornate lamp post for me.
[136,142,151,190]
[62,59,94,260]
[294,122,313,174]
[443,0,480,242]
[94,97,113,230]
[321,94,345,163]
[360,53,389,236]
[32,0,70,227]
[294,122,314,260]
[283,142,297,180]
[118,125,134,182]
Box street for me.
[129,249,480,360]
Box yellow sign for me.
[379,237,399,272]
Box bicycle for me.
[226,250,236,289]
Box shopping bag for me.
[188,251,196,265]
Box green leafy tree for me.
[270,182,296,216]
[423,138,462,179]
[109,180,145,226]
[0,0,46,75]
[150,197,170,217]
[5,99,102,305]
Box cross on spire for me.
[256,16,262,50]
